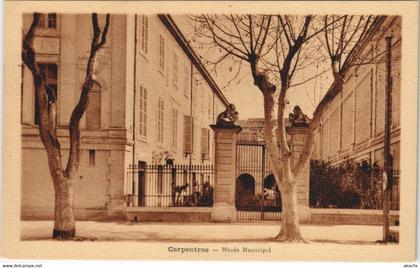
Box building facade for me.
[21,14,228,219]
[311,16,401,210]
[311,16,401,172]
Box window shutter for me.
[172,53,178,85]
[171,108,178,148]
[184,115,193,154]
[201,128,210,160]
[141,16,148,54]
[183,64,189,97]
[139,85,147,137]
[157,97,164,143]
[159,35,165,70]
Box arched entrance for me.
[264,174,282,212]
[235,173,256,209]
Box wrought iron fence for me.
[126,164,214,208]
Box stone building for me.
[311,16,401,210]
[234,16,401,220]
[311,16,401,173]
[237,118,265,143]
[21,14,228,220]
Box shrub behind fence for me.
[309,160,399,210]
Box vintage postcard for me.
[1,0,418,262]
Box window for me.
[201,128,210,160]
[139,85,147,137]
[157,97,164,143]
[171,108,178,148]
[192,74,197,105]
[172,53,179,86]
[140,15,148,54]
[184,115,194,154]
[208,93,212,116]
[35,63,58,125]
[89,150,96,167]
[38,13,57,29]
[183,64,189,98]
[159,35,165,71]
[86,82,101,130]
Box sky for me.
[173,15,334,120]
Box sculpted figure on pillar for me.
[288,105,310,127]
[216,103,239,127]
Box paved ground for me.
[20,221,399,244]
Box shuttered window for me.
[157,97,164,143]
[172,53,179,86]
[171,108,178,148]
[159,35,165,70]
[183,64,189,98]
[184,115,194,154]
[139,85,147,137]
[192,73,197,105]
[140,15,148,54]
[201,128,210,160]
[38,13,57,29]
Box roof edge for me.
[312,16,389,120]
[158,14,230,107]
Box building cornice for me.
[158,14,229,107]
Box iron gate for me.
[236,142,282,220]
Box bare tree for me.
[22,13,110,240]
[317,15,377,101]
[192,14,336,241]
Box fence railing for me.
[126,164,214,208]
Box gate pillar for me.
[287,126,311,222]
[210,124,242,222]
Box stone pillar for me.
[287,126,311,222]
[210,124,242,222]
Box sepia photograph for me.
[1,0,419,263]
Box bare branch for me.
[229,15,250,55]
[289,67,331,87]
[66,13,111,177]
[257,16,272,56]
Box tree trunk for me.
[276,180,304,242]
[261,92,305,242]
[52,173,76,239]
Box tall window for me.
[201,128,210,160]
[35,63,58,125]
[183,64,189,97]
[159,35,165,71]
[208,93,212,116]
[171,108,178,148]
[192,74,197,105]
[139,85,147,137]
[172,53,179,86]
[89,150,96,167]
[38,13,57,29]
[140,15,148,54]
[157,97,164,143]
[86,82,101,130]
[184,115,194,154]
